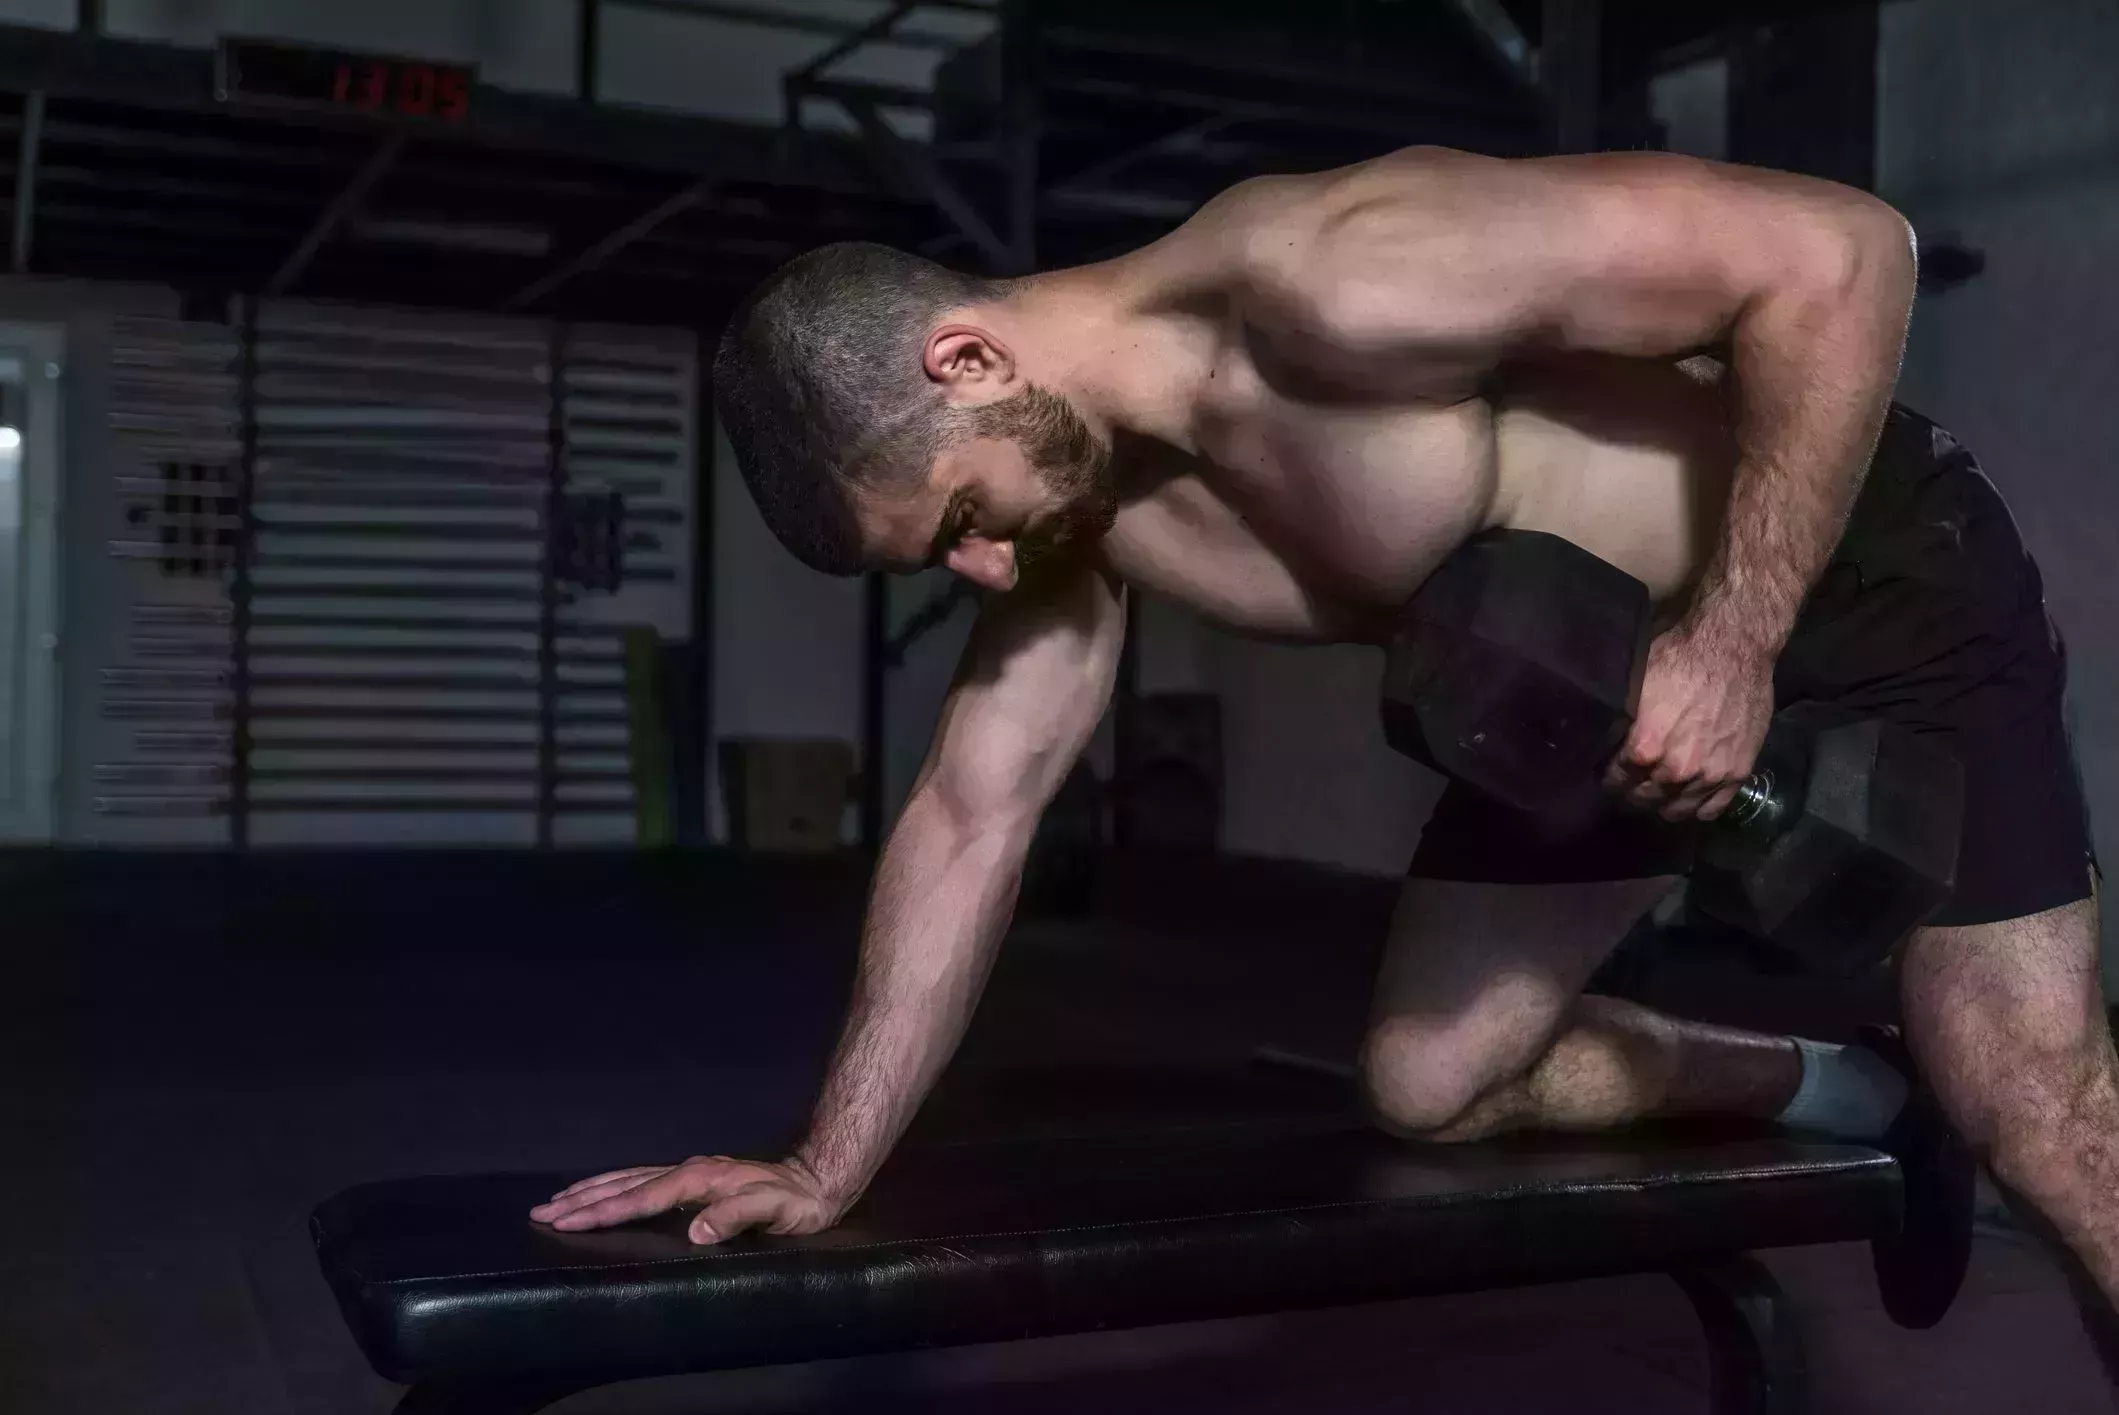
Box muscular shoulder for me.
[1231,149,1488,289]
[1225,147,1749,356]
[1125,150,1486,307]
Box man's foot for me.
[1863,1024,1976,1329]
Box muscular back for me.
[1083,148,1879,642]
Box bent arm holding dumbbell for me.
[1250,150,1919,819]
[534,564,1126,1243]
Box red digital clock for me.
[217,38,474,125]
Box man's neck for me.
[1001,263,1216,455]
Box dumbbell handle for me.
[1722,769,1787,835]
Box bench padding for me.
[314,1114,1898,1385]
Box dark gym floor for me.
[1,850,2110,1414]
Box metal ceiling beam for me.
[1039,23,1530,124]
[620,0,967,53]
[1047,113,1235,201]
[498,174,719,311]
[37,117,355,170]
[791,0,922,84]
[0,23,888,197]
[34,160,317,210]
[836,92,1018,273]
[791,75,937,114]
[11,90,45,272]
[263,132,409,296]
[1050,73,1545,153]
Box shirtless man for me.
[532,147,2113,1320]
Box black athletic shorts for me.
[1407,403,2099,929]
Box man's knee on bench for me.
[1361,998,1681,1140]
[1359,1011,1538,1139]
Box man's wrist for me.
[787,1146,862,1206]
[1675,589,1786,671]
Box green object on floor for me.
[625,627,674,848]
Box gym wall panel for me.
[93,313,242,840]
[23,280,696,848]
[555,324,696,845]
[246,304,695,846]
[243,301,554,846]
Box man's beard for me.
[955,383,1116,568]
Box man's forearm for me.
[790,788,1029,1204]
[1687,206,1917,662]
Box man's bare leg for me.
[1900,893,2119,1307]
[1363,876,1811,1141]
[1408,995,1804,1141]
[1360,875,1935,1144]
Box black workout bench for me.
[314,1070,1912,1415]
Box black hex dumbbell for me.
[1381,530,1964,973]
[1690,708,1964,969]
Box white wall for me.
[1876,0,2119,960]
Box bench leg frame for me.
[1672,1254,1809,1415]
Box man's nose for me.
[945,537,1017,592]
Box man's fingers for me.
[532,1170,668,1221]
[550,1167,666,1203]
[1663,772,1746,822]
[547,1169,705,1232]
[689,1188,801,1245]
[1659,785,1712,821]
[1648,754,1701,787]
[1696,782,1741,822]
[1625,779,1667,810]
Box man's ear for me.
[924,323,1016,391]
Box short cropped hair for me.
[713,242,1007,576]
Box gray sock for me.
[1775,1038,1909,1141]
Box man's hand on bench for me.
[530,1155,843,1245]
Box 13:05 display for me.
[330,59,470,121]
